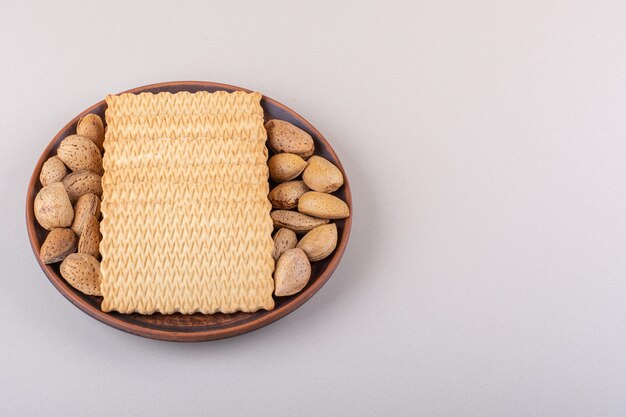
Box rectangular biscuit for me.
[100,91,275,314]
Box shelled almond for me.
[265,120,315,158]
[34,183,74,230]
[60,253,102,296]
[268,180,309,209]
[76,114,105,149]
[297,223,337,262]
[268,153,307,182]
[57,134,103,175]
[71,194,101,235]
[40,228,78,264]
[39,156,67,186]
[298,191,350,219]
[78,215,100,259]
[274,248,311,296]
[62,170,102,203]
[302,155,344,193]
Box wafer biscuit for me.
[100,91,275,314]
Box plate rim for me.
[25,80,352,342]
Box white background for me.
[2,1,626,416]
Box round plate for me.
[25,81,352,342]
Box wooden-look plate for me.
[25,81,352,342]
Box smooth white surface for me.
[2,1,626,415]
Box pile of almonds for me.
[265,120,350,297]
[35,114,105,296]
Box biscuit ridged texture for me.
[100,91,275,314]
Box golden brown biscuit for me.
[100,91,274,314]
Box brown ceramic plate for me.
[25,81,352,342]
